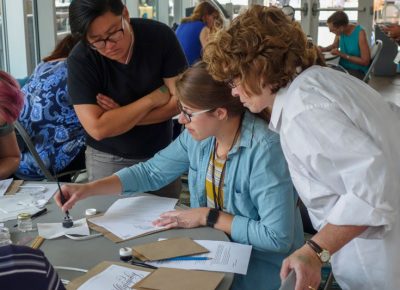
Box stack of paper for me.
[67,261,152,290]
[0,181,58,222]
[147,240,252,275]
[88,196,178,242]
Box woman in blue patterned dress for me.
[15,34,85,180]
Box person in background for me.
[380,23,400,43]
[67,0,187,197]
[15,34,85,181]
[0,71,24,179]
[0,245,65,290]
[320,10,370,79]
[55,62,304,290]
[203,5,400,290]
[175,1,220,65]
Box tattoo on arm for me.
[159,85,168,93]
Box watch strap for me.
[206,208,220,228]
[306,240,323,254]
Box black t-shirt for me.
[68,18,187,159]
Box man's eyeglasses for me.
[89,16,125,50]
[176,102,213,123]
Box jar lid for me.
[17,213,32,220]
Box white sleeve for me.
[284,105,397,238]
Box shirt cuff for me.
[113,168,139,195]
[231,215,250,244]
[326,193,393,239]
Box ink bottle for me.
[17,213,33,232]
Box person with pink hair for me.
[0,71,24,179]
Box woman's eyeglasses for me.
[176,102,213,123]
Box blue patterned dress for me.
[16,60,85,179]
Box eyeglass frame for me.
[225,77,241,89]
[177,101,214,123]
[88,16,125,50]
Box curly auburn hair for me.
[203,5,320,95]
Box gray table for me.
[6,183,233,290]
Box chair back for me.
[363,39,383,83]
[14,121,56,181]
[14,121,86,182]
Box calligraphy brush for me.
[53,166,73,228]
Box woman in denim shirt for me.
[56,62,304,290]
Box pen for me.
[131,259,158,270]
[31,208,47,219]
[13,208,47,227]
[162,256,211,261]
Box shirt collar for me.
[269,85,289,133]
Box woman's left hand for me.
[280,245,322,290]
[153,208,210,229]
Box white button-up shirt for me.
[270,65,400,290]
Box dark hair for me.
[175,62,244,118]
[69,0,124,40]
[181,2,218,24]
[0,71,24,123]
[327,11,349,27]
[43,34,80,62]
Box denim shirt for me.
[116,111,304,290]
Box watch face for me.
[320,250,331,263]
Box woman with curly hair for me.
[203,5,400,290]
[0,71,24,178]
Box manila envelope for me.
[133,267,224,290]
[132,237,209,261]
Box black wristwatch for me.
[306,240,331,263]
[206,208,220,228]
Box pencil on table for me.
[31,236,45,249]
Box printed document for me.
[89,196,178,240]
[148,240,252,275]
[77,264,150,290]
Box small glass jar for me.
[17,213,32,232]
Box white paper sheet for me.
[77,264,150,290]
[0,195,42,222]
[89,196,178,240]
[15,182,58,204]
[0,182,58,222]
[148,240,252,275]
[37,218,90,239]
[0,178,13,196]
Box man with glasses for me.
[67,0,187,197]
